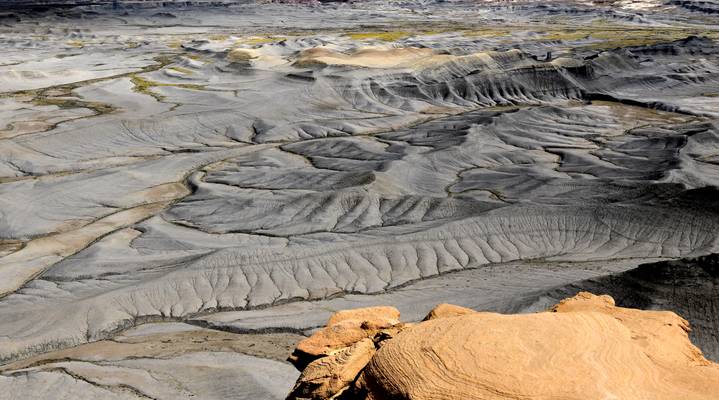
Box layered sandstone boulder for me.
[287,292,719,400]
[288,306,403,370]
[287,338,376,400]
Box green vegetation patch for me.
[167,66,194,75]
[130,75,205,102]
[239,36,287,45]
[34,97,115,114]
[535,26,719,50]
[347,31,410,41]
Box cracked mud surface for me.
[1,0,719,398]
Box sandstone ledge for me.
[287,292,719,400]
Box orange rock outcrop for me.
[288,306,402,369]
[287,292,719,400]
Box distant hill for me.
[0,0,243,9]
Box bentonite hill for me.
[0,0,718,399]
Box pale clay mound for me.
[287,293,719,400]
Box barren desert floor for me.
[0,1,718,398]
